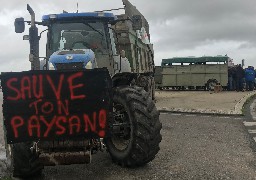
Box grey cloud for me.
[1,0,256,71]
[132,0,256,22]
[238,42,256,49]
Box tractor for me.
[2,0,161,177]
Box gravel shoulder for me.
[155,90,256,115]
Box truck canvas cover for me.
[1,68,112,143]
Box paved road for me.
[1,112,256,179]
[243,98,256,149]
[0,89,256,179]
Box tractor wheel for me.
[6,142,43,178]
[105,86,162,167]
[206,79,218,91]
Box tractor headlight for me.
[48,62,55,70]
[85,61,93,69]
[49,14,57,19]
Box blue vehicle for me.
[4,0,161,178]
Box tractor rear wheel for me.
[6,142,43,178]
[206,79,218,91]
[105,86,162,167]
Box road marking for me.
[219,117,230,119]
[250,99,256,121]
[185,114,196,117]
[171,113,182,116]
[243,121,256,126]
[248,130,256,134]
[160,112,169,115]
[234,118,243,120]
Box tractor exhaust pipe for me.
[27,4,40,70]
[27,4,35,27]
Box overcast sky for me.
[1,0,256,72]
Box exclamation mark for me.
[98,109,107,137]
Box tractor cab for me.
[42,12,117,71]
[14,3,145,75]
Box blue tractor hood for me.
[49,49,96,69]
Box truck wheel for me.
[206,79,218,91]
[105,86,162,167]
[6,143,43,178]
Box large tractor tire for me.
[105,86,162,167]
[6,142,43,178]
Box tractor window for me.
[50,22,108,53]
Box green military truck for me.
[156,56,229,90]
[154,66,163,89]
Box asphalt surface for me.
[1,113,256,179]
[1,89,256,179]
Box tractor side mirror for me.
[131,15,142,31]
[14,18,25,33]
